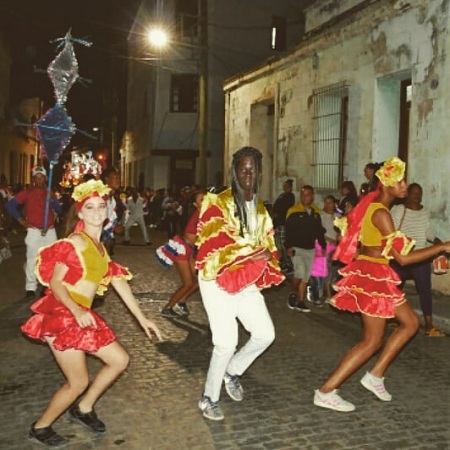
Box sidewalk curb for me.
[413,308,450,335]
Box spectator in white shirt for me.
[390,182,444,337]
[123,188,151,246]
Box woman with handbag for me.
[390,183,445,337]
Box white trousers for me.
[199,277,275,402]
[124,214,149,243]
[24,227,57,291]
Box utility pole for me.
[198,0,208,187]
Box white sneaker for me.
[360,372,392,401]
[198,395,224,421]
[223,373,243,402]
[313,389,355,412]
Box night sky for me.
[1,0,139,142]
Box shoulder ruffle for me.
[381,231,415,260]
[98,261,132,294]
[36,239,84,286]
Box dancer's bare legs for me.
[319,302,419,392]
[34,340,129,428]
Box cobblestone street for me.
[1,228,449,449]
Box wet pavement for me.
[1,227,449,449]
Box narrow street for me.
[1,228,449,449]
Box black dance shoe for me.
[68,403,106,433]
[29,422,69,447]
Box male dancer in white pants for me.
[195,147,284,420]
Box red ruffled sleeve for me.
[381,231,415,260]
[98,261,133,294]
[36,239,84,287]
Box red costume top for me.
[195,189,284,294]
[21,231,132,351]
[184,208,200,235]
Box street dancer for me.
[156,189,206,318]
[314,157,450,412]
[196,146,284,421]
[21,179,162,447]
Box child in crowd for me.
[309,195,340,305]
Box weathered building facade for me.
[223,0,450,292]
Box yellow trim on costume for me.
[34,233,116,309]
[100,270,133,292]
[329,293,406,318]
[34,238,88,288]
[381,230,415,260]
[357,254,389,264]
[197,189,279,281]
[334,216,348,236]
[336,267,398,284]
[338,286,401,298]
[195,216,226,247]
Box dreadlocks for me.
[230,146,263,237]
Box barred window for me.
[312,82,349,189]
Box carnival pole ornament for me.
[35,30,92,235]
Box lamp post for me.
[198,0,208,187]
[147,10,208,186]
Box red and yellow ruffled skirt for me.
[330,256,406,318]
[21,293,116,352]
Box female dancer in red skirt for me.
[314,157,450,412]
[22,179,162,446]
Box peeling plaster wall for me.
[305,0,366,33]
[224,0,450,292]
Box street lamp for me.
[146,16,208,187]
[147,28,169,48]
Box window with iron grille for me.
[170,74,198,113]
[312,82,349,189]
